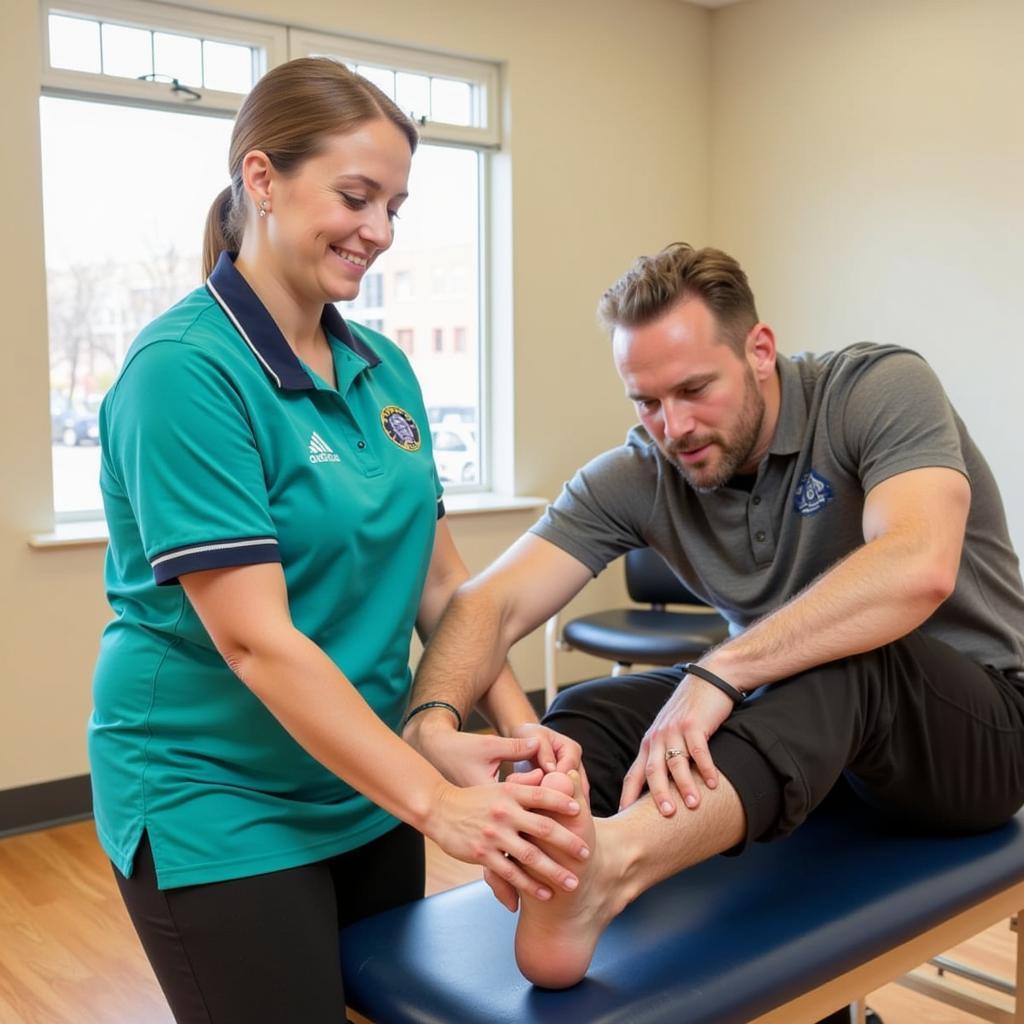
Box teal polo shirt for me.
[90,251,444,889]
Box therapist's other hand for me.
[619,673,732,815]
[425,780,589,902]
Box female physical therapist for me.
[89,57,586,1024]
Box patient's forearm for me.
[477,665,539,733]
[411,584,515,724]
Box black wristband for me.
[403,700,463,732]
[683,663,746,705]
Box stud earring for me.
[258,199,268,218]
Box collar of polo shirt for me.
[767,355,809,457]
[205,251,382,391]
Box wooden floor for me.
[0,819,1015,1023]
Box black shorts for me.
[113,823,424,1024]
[544,631,1024,848]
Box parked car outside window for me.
[51,393,100,447]
[431,422,478,484]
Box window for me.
[453,326,467,353]
[432,328,444,353]
[40,4,498,516]
[394,270,413,301]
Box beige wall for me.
[0,0,711,790]
[710,0,1024,554]
[14,0,1021,797]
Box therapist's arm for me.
[180,561,589,900]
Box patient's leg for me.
[514,769,745,989]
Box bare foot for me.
[514,770,612,989]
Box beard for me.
[663,368,766,493]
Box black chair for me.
[543,547,730,707]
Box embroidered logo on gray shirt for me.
[794,469,834,516]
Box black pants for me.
[114,824,424,1024]
[544,631,1024,844]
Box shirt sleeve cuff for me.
[150,536,281,586]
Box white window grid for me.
[40,0,287,114]
[289,29,501,149]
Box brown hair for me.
[202,57,418,278]
[597,242,759,353]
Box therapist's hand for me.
[425,778,589,902]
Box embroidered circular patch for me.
[380,405,422,451]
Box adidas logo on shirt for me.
[308,431,341,464]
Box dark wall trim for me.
[0,774,92,838]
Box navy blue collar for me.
[205,251,381,390]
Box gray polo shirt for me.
[532,343,1024,672]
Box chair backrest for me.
[624,548,707,607]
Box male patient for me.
[404,242,1024,991]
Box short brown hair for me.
[597,242,758,352]
[202,57,418,278]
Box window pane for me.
[395,71,429,120]
[100,23,153,80]
[48,14,101,73]
[363,273,383,308]
[342,144,481,487]
[355,64,395,99]
[395,270,413,300]
[202,39,254,93]
[154,31,203,87]
[430,77,472,126]
[39,96,232,516]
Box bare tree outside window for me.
[40,95,232,516]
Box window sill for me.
[442,492,546,516]
[28,493,547,549]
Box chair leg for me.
[1015,911,1023,1023]
[543,613,561,710]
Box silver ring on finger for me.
[665,747,687,762]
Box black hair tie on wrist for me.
[683,663,746,705]
[403,700,463,732]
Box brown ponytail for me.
[200,58,418,280]
[202,186,237,279]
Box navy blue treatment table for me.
[340,798,1024,1023]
